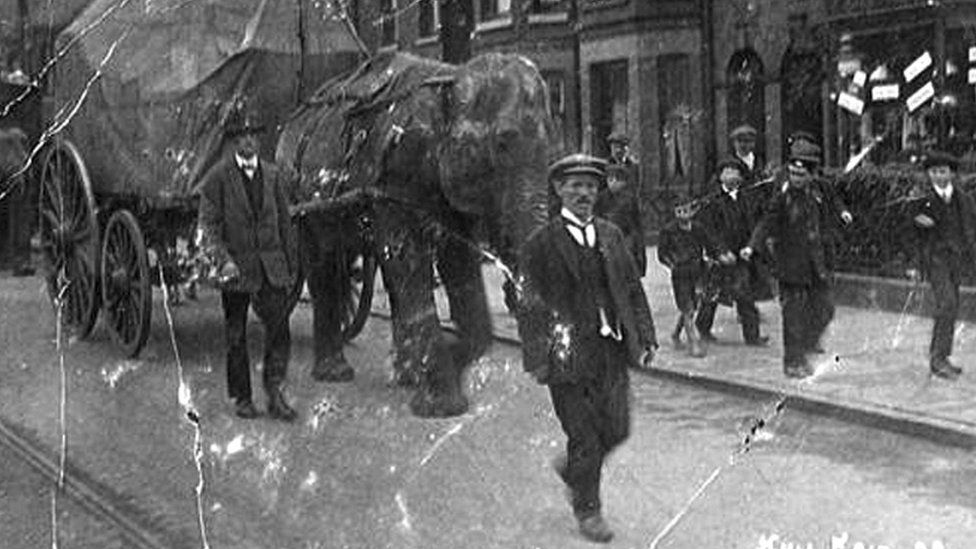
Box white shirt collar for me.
[235,153,258,176]
[934,183,953,202]
[722,185,739,201]
[560,208,596,247]
[737,151,755,170]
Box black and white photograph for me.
[0,0,973,547]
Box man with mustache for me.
[517,153,657,543]
[197,107,300,421]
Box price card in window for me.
[969,68,976,85]
[969,46,976,63]
[871,84,899,101]
[906,81,935,113]
[904,51,933,83]
[837,91,865,116]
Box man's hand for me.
[739,246,754,261]
[638,346,656,369]
[906,268,922,283]
[914,214,935,228]
[719,252,737,265]
[219,260,240,283]
[840,210,854,225]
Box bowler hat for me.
[922,150,959,170]
[789,139,821,165]
[729,124,757,140]
[606,131,629,145]
[549,153,607,182]
[224,106,266,138]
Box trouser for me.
[695,297,760,342]
[779,280,834,367]
[548,339,630,518]
[221,282,295,403]
[929,261,960,362]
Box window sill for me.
[584,0,628,11]
[475,15,513,33]
[415,35,439,46]
[528,12,569,24]
[378,44,399,54]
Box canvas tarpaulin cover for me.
[53,0,362,202]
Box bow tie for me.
[565,219,596,248]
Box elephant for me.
[276,51,552,417]
[0,126,33,275]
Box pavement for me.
[395,246,976,448]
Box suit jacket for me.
[516,218,657,384]
[658,220,707,277]
[912,185,976,278]
[197,156,298,293]
[748,185,831,286]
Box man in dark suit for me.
[730,124,764,186]
[596,131,645,276]
[909,151,976,379]
[741,141,834,378]
[197,109,300,421]
[695,159,769,346]
[517,153,657,543]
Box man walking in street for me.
[517,153,657,543]
[910,151,976,379]
[696,159,769,347]
[197,107,300,421]
[596,131,645,277]
[741,140,834,378]
[729,124,765,186]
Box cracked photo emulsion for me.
[0,1,974,548]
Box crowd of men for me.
[188,107,975,543]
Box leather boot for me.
[685,316,706,358]
[577,513,614,543]
[671,317,684,349]
[267,387,297,422]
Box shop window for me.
[590,59,628,158]
[419,0,440,38]
[780,46,824,162]
[380,0,396,47]
[529,0,564,12]
[726,49,766,158]
[659,54,693,185]
[480,0,511,20]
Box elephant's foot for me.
[391,356,420,387]
[409,384,469,418]
[312,354,355,382]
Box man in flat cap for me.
[597,131,645,276]
[517,153,657,543]
[695,158,769,346]
[197,106,300,421]
[910,150,976,379]
[741,140,836,378]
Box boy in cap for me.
[517,153,657,543]
[597,131,645,276]
[741,140,835,378]
[658,199,709,357]
[729,124,764,185]
[695,158,769,346]
[910,150,976,379]
[197,106,300,421]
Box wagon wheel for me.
[101,210,152,357]
[38,139,100,338]
[341,250,377,342]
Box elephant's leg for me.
[435,224,492,367]
[303,219,354,382]
[377,210,468,417]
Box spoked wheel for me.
[38,139,100,338]
[341,249,377,342]
[101,210,151,357]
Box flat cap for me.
[674,200,699,219]
[789,139,821,165]
[922,150,959,170]
[606,131,629,144]
[788,130,819,147]
[729,124,757,140]
[549,153,607,182]
[715,157,746,175]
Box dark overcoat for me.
[748,185,833,286]
[517,218,657,384]
[596,159,645,275]
[197,157,298,293]
[911,185,976,278]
